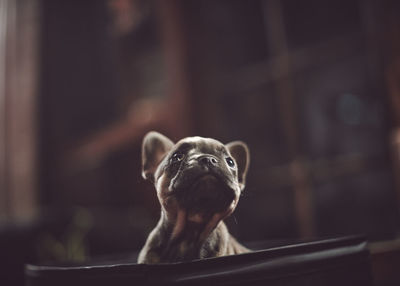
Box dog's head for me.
[142,131,249,234]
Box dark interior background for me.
[39,0,400,256]
[2,0,400,285]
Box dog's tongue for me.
[170,199,237,243]
[171,209,224,242]
[187,213,203,223]
[171,209,211,240]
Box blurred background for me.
[1,0,400,284]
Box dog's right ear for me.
[142,131,174,182]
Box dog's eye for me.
[172,152,184,162]
[226,157,235,168]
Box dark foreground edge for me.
[25,235,373,286]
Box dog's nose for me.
[199,155,218,167]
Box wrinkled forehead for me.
[174,136,228,155]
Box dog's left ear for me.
[226,141,250,190]
[142,131,174,182]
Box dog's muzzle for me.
[175,173,236,214]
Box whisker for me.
[232,215,238,225]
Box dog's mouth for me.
[175,174,236,217]
[166,172,239,241]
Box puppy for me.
[138,131,250,263]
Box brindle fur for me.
[138,132,250,263]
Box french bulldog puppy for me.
[138,131,250,263]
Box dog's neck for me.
[154,210,227,262]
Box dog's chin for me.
[176,174,237,225]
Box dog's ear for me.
[142,131,174,182]
[226,141,250,190]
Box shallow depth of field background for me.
[1,1,400,284]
